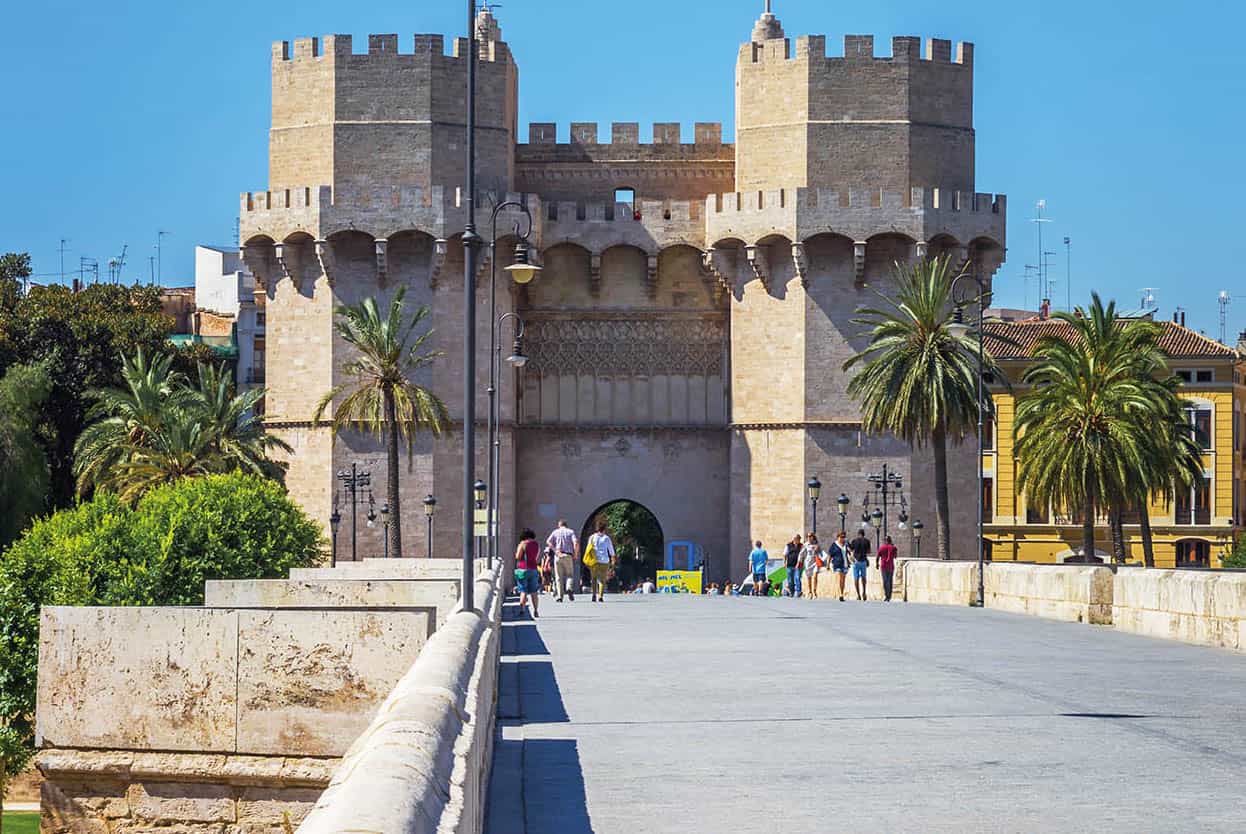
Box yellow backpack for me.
[582,538,597,568]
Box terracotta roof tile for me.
[982,319,1239,361]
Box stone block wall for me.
[1113,569,1246,651]
[204,578,462,627]
[902,559,979,606]
[984,562,1113,624]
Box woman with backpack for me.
[514,528,542,619]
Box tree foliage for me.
[0,363,53,547]
[588,501,663,588]
[0,473,323,780]
[843,256,1002,560]
[314,289,448,559]
[0,254,177,508]
[74,350,289,504]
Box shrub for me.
[1224,536,1246,570]
[0,473,323,784]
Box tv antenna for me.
[1219,291,1232,344]
[1032,200,1053,304]
[1139,288,1157,311]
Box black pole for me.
[461,0,479,612]
[330,524,338,568]
[486,211,498,571]
[976,286,986,607]
[811,497,817,536]
[383,520,390,560]
[350,462,358,562]
[428,514,434,559]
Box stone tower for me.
[238,5,1008,574]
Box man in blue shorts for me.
[849,529,872,601]
[748,541,769,596]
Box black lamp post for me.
[336,464,371,562]
[837,493,851,535]
[329,497,342,568]
[948,272,989,607]
[474,480,488,562]
[423,495,437,559]
[380,503,391,559]
[912,519,924,559]
[461,0,482,612]
[807,476,822,535]
[488,309,530,569]
[870,507,884,548]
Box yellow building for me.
[982,316,1244,568]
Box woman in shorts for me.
[801,533,823,600]
[829,531,851,602]
[514,528,542,619]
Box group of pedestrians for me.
[761,530,899,601]
[513,519,617,618]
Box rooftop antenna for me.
[1032,200,1052,305]
[1139,288,1156,311]
[156,230,169,285]
[1024,264,1040,310]
[58,238,70,284]
[1064,236,1072,313]
[108,244,128,284]
[1219,291,1232,344]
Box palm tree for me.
[313,289,448,559]
[844,256,1002,561]
[1015,294,1168,562]
[108,407,219,504]
[190,362,290,482]
[1132,375,1204,567]
[73,348,189,497]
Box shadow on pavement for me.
[503,622,550,656]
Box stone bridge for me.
[34,560,1246,832]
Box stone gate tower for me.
[238,5,1006,576]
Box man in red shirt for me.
[877,535,899,602]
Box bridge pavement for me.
[484,593,1246,833]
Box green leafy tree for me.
[591,502,663,588]
[843,256,1002,561]
[314,289,448,560]
[0,474,322,783]
[1224,536,1246,570]
[0,363,53,547]
[1015,295,1171,562]
[1130,375,1204,567]
[190,362,290,481]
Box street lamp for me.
[461,0,483,613]
[950,271,989,606]
[485,204,541,575]
[336,464,372,562]
[913,520,924,559]
[380,503,391,559]
[837,493,851,534]
[489,311,528,573]
[807,476,822,535]
[473,479,488,562]
[870,507,884,548]
[329,497,342,568]
[423,495,437,560]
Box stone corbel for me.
[273,243,297,287]
[791,242,808,289]
[646,254,659,299]
[429,239,448,289]
[589,253,602,297]
[314,240,335,288]
[240,244,270,292]
[951,245,970,275]
[853,241,867,286]
[373,239,388,286]
[745,244,770,290]
[700,248,732,299]
[916,240,929,261]
[476,245,493,284]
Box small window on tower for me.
[615,188,638,220]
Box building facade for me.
[193,245,267,395]
[237,6,1007,578]
[983,316,1244,568]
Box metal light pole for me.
[949,273,989,607]
[337,464,371,562]
[837,493,850,535]
[490,310,529,564]
[424,495,437,559]
[329,497,342,568]
[913,519,924,559]
[807,476,821,536]
[461,0,481,612]
[381,503,391,559]
[870,507,883,549]
[866,465,904,542]
[473,480,488,563]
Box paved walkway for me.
[484,593,1246,834]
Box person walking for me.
[828,531,851,601]
[877,535,898,602]
[513,529,542,619]
[801,533,823,600]
[546,519,579,602]
[849,529,872,601]
[748,541,769,596]
[784,534,803,597]
[586,521,615,602]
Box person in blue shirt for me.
[748,541,769,596]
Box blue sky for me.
[2,0,1243,340]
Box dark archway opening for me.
[580,500,664,593]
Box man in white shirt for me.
[546,520,579,602]
[586,521,616,602]
[641,579,656,594]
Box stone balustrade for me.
[1113,568,1246,651]
[900,558,980,606]
[984,562,1114,624]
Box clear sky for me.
[2,0,1243,340]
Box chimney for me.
[1040,299,1051,320]
[1181,311,1186,327]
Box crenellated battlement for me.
[708,187,1003,216]
[272,32,511,64]
[744,33,973,66]
[522,122,727,147]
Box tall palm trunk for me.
[1109,509,1126,564]
[1081,493,1096,563]
[384,388,403,559]
[932,422,951,560]
[1139,500,1156,568]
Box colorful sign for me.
[656,570,703,594]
